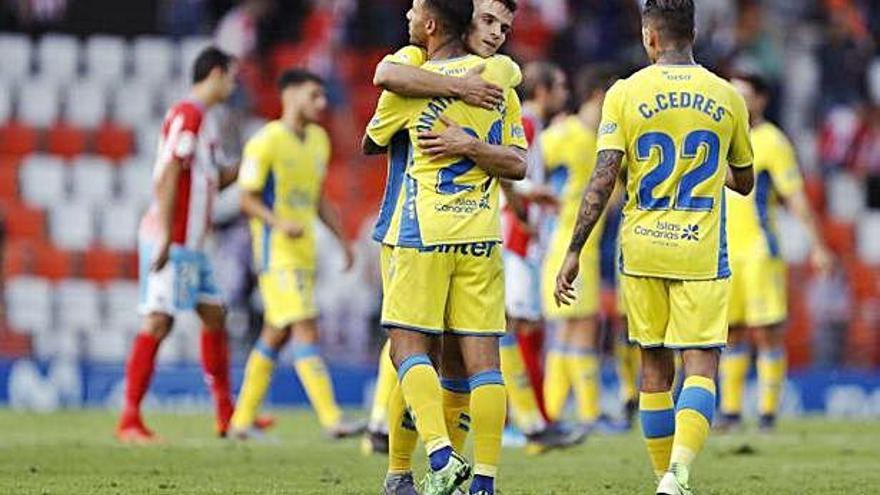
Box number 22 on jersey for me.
[636,130,720,212]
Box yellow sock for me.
[639,390,675,477]
[500,334,545,434]
[543,347,570,421]
[719,345,750,417]
[398,355,450,455]
[567,349,600,423]
[231,342,277,430]
[758,349,786,417]
[441,379,471,453]
[616,342,640,404]
[387,383,418,474]
[369,340,397,430]
[671,376,716,468]
[469,371,506,479]
[293,344,342,429]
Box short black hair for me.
[424,0,474,41]
[192,46,234,84]
[277,68,325,91]
[494,0,517,13]
[573,65,618,106]
[519,61,561,101]
[730,71,770,97]
[642,0,695,43]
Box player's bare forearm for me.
[726,165,754,195]
[567,150,623,254]
[318,196,347,245]
[467,142,527,180]
[155,159,182,245]
[374,62,458,98]
[374,62,502,110]
[362,134,387,155]
[241,190,278,227]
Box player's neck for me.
[281,111,307,139]
[654,45,695,66]
[751,115,766,128]
[426,36,467,61]
[190,85,216,108]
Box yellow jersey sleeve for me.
[503,89,527,149]
[381,45,427,67]
[728,91,754,168]
[540,123,564,170]
[768,131,803,198]
[483,55,521,89]
[366,90,415,147]
[596,80,627,152]
[239,129,273,192]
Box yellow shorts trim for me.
[728,257,787,327]
[621,274,730,349]
[381,243,506,335]
[259,268,317,328]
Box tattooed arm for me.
[554,149,624,306]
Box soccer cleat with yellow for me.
[656,463,694,495]
[420,451,471,495]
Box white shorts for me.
[138,240,224,315]
[503,249,542,321]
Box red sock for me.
[517,329,548,420]
[200,329,234,432]
[120,332,161,426]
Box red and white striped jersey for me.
[139,99,220,251]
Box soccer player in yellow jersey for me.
[362,1,527,493]
[718,72,832,431]
[555,1,755,493]
[229,69,365,439]
[540,67,618,430]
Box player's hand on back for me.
[418,115,475,158]
[455,64,504,110]
[278,220,305,239]
[554,252,580,307]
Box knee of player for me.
[143,313,174,340]
[640,356,676,392]
[197,303,227,331]
[261,326,292,350]
[291,319,320,345]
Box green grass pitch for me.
[1,410,878,494]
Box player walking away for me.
[541,67,623,432]
[363,0,527,492]
[508,61,569,421]
[554,1,755,493]
[228,69,364,440]
[718,72,832,432]
[117,47,243,442]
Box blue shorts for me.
[138,241,223,315]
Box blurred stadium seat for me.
[111,80,156,128]
[36,34,79,81]
[0,33,32,81]
[84,35,127,83]
[18,78,60,127]
[20,154,67,208]
[70,155,116,205]
[5,276,53,334]
[55,279,101,334]
[97,201,140,250]
[65,79,108,128]
[0,79,12,123]
[46,123,88,159]
[0,121,38,156]
[132,36,175,84]
[49,201,96,250]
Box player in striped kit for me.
[116,47,259,442]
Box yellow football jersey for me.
[239,120,330,271]
[542,115,605,255]
[726,122,802,259]
[367,50,526,247]
[597,64,754,280]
